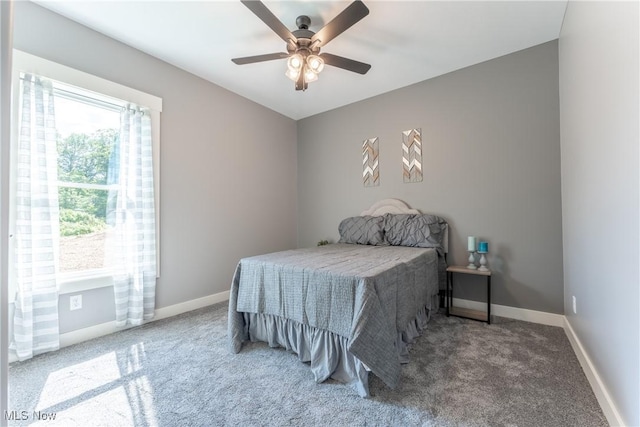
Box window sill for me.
[10,270,159,302]
[59,270,113,295]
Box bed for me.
[228,199,448,397]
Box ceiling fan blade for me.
[311,1,369,47]
[232,52,290,65]
[241,0,296,44]
[320,53,371,75]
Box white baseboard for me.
[58,290,230,351]
[57,294,558,350]
[154,290,230,321]
[453,297,622,426]
[563,318,624,427]
[9,290,230,364]
[451,297,565,327]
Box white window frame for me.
[10,50,162,298]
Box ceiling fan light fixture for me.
[303,66,318,83]
[287,54,304,72]
[306,55,324,73]
[285,68,300,82]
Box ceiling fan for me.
[232,0,371,91]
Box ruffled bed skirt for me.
[243,293,439,397]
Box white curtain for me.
[107,106,157,327]
[12,74,60,360]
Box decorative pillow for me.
[338,215,386,246]
[384,214,447,249]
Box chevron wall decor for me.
[402,128,422,183]
[362,137,379,187]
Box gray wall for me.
[559,2,639,425]
[297,41,563,313]
[13,2,298,333]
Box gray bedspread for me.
[228,243,441,389]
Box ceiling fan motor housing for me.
[288,39,320,57]
[290,16,319,57]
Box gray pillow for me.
[338,215,386,245]
[384,214,447,249]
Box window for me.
[11,50,162,297]
[52,81,120,275]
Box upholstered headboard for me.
[360,199,449,253]
[360,198,420,216]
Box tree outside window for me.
[54,93,120,274]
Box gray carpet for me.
[9,302,607,426]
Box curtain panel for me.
[107,107,157,327]
[12,74,61,360]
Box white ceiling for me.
[34,0,568,120]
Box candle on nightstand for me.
[478,241,489,253]
[467,236,476,251]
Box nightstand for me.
[446,265,492,324]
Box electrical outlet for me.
[572,296,577,314]
[70,294,82,311]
